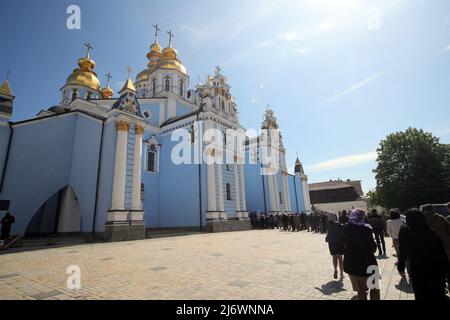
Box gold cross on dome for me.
[167,30,174,47]
[84,42,94,57]
[153,24,161,42]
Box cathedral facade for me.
[0,31,311,241]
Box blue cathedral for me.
[0,30,312,241]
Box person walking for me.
[368,209,386,256]
[300,212,307,231]
[339,210,349,225]
[1,212,15,242]
[386,209,404,259]
[326,213,345,280]
[343,209,380,300]
[397,208,449,300]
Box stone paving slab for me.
[0,230,414,300]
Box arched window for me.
[165,77,170,91]
[221,100,225,111]
[86,92,92,101]
[71,89,78,101]
[179,80,184,97]
[146,137,161,173]
[279,192,283,204]
[147,145,158,172]
[152,78,156,96]
[226,183,232,200]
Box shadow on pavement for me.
[315,280,347,295]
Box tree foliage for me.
[373,128,450,210]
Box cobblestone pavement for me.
[0,230,414,300]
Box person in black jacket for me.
[397,208,449,300]
[326,213,345,279]
[368,209,386,256]
[344,209,380,300]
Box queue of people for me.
[250,204,450,301]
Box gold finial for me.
[101,72,114,99]
[153,24,161,44]
[0,80,13,97]
[167,30,174,47]
[84,42,94,58]
[127,66,132,78]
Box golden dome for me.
[136,46,187,83]
[101,86,113,99]
[146,42,162,68]
[151,46,187,74]
[65,55,101,91]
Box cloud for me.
[306,151,377,173]
[328,71,383,103]
[313,22,335,34]
[256,40,274,48]
[294,48,311,55]
[278,30,298,42]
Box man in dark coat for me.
[1,212,15,241]
[398,208,449,300]
[368,209,386,256]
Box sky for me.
[1,0,450,194]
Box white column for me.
[131,125,144,210]
[268,172,277,212]
[283,173,292,212]
[273,170,280,212]
[302,175,312,212]
[111,120,129,210]
[207,161,217,212]
[217,161,225,213]
[233,161,241,212]
[239,163,247,212]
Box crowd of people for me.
[250,203,450,301]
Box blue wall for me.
[244,162,268,213]
[0,124,11,187]
[0,112,110,235]
[158,133,203,228]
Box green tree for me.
[373,128,450,210]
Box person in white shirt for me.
[386,209,404,258]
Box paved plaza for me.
[0,230,414,300]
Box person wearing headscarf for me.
[326,213,345,279]
[343,209,380,300]
[397,208,449,300]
